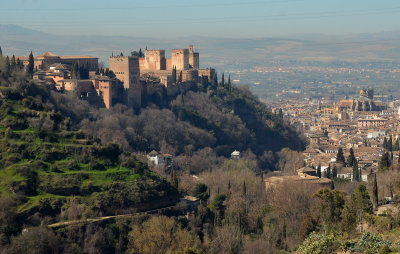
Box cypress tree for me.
[16,58,23,70]
[27,51,34,75]
[221,72,225,87]
[0,46,2,56]
[336,147,346,165]
[383,137,388,150]
[388,136,393,151]
[178,71,182,83]
[372,174,378,210]
[5,56,10,75]
[213,72,218,88]
[242,181,247,196]
[352,160,359,182]
[172,66,177,84]
[139,48,143,57]
[11,55,16,71]
[330,180,335,190]
[317,164,321,178]
[379,152,391,170]
[327,164,331,179]
[347,148,356,167]
[394,138,400,151]
[332,165,337,178]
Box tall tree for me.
[383,137,388,150]
[221,72,225,87]
[5,56,10,75]
[352,160,359,182]
[317,164,322,178]
[313,188,345,232]
[332,165,337,179]
[178,71,182,83]
[27,51,34,75]
[0,46,2,56]
[379,152,391,170]
[11,55,16,71]
[326,164,331,179]
[139,48,143,57]
[211,194,226,226]
[336,147,346,165]
[347,148,356,167]
[394,138,400,151]
[372,174,378,210]
[242,181,247,196]
[172,66,177,84]
[341,184,373,232]
[388,136,393,151]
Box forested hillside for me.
[0,56,180,252]
[81,76,305,170]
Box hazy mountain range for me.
[1,24,400,71]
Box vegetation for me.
[1,50,400,253]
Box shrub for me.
[88,160,106,171]
[297,232,340,254]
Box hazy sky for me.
[1,0,399,38]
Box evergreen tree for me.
[336,147,346,165]
[242,181,247,196]
[120,52,124,56]
[372,174,378,210]
[0,46,2,56]
[5,56,10,75]
[172,66,177,84]
[341,184,373,232]
[395,138,400,151]
[211,194,226,226]
[27,51,34,75]
[317,164,321,178]
[139,48,143,57]
[194,183,209,202]
[212,72,218,88]
[347,148,356,167]
[352,160,359,182]
[221,72,225,87]
[388,136,393,151]
[332,165,337,178]
[327,164,331,179]
[379,152,391,170]
[278,108,283,119]
[383,137,388,150]
[228,74,231,90]
[170,169,178,189]
[330,181,335,190]
[16,58,23,70]
[178,71,182,83]
[11,55,16,71]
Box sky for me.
[0,0,399,38]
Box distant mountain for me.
[0,24,50,36]
[1,24,399,69]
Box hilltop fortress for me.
[18,45,215,109]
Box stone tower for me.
[171,49,189,70]
[188,45,199,69]
[109,55,141,108]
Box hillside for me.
[80,79,305,171]
[0,69,179,239]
